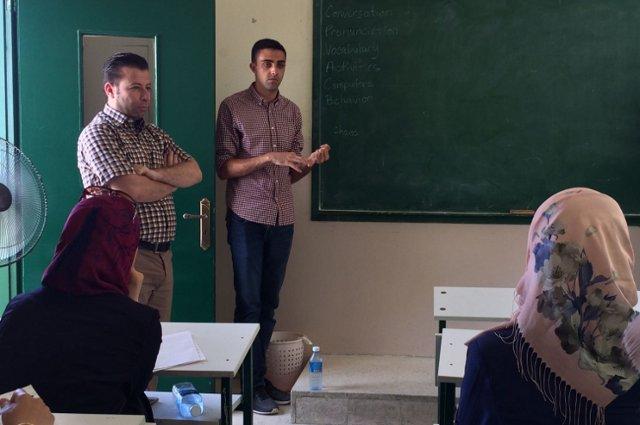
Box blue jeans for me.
[226,210,294,389]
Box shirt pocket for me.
[276,124,296,151]
[119,132,161,167]
[141,132,165,168]
[120,133,148,165]
[240,122,271,157]
[273,111,298,151]
[148,140,165,168]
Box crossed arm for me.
[109,151,202,203]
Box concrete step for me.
[290,355,437,425]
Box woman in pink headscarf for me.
[0,187,160,421]
[457,188,640,425]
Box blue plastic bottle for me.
[172,382,205,417]
[309,346,323,391]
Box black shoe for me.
[265,379,291,405]
[253,386,279,415]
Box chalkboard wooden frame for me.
[311,0,640,224]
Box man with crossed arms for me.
[78,52,202,322]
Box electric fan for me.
[0,138,47,266]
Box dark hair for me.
[251,39,286,63]
[102,52,149,84]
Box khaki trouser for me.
[136,248,174,322]
[136,248,173,390]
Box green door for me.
[13,0,215,322]
[0,2,18,308]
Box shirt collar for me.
[102,104,145,131]
[249,83,281,106]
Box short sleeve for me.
[78,124,135,185]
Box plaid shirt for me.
[77,105,190,243]
[216,84,303,226]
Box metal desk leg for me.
[436,319,454,424]
[241,346,253,424]
[221,377,232,425]
[438,382,456,425]
[435,320,446,382]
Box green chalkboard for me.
[312,0,640,223]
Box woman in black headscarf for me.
[0,187,161,421]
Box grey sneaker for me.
[265,379,291,405]
[253,386,279,415]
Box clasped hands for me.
[269,144,331,172]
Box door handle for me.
[182,213,208,220]
[182,198,210,251]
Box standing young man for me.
[78,52,202,321]
[216,39,330,415]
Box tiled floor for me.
[233,404,303,425]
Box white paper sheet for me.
[0,386,40,424]
[153,330,206,372]
[0,384,38,401]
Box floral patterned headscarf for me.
[511,187,640,425]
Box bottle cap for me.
[312,346,320,352]
[189,403,203,416]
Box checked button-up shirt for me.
[77,104,191,243]
[216,84,304,226]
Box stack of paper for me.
[153,331,206,372]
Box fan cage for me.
[0,139,47,267]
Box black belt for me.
[139,240,171,253]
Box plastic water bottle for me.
[309,346,323,391]
[172,382,205,417]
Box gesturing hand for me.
[269,152,311,172]
[1,389,54,425]
[308,144,331,165]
